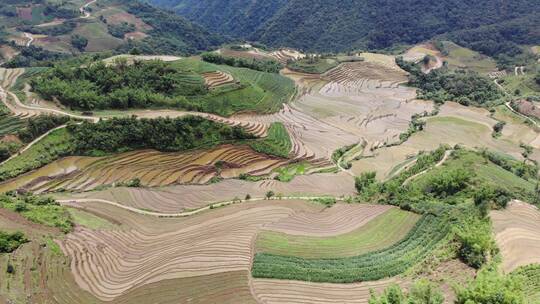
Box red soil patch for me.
[513,99,540,120]
[124,31,147,41]
[0,134,22,144]
[107,12,152,31]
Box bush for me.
[0,231,27,253]
[369,279,445,304]
[423,167,472,198]
[455,267,525,304]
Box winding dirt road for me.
[80,0,97,18]
[58,195,342,218]
[402,150,452,186]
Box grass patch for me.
[0,194,73,233]
[248,122,291,158]
[67,208,117,230]
[511,264,540,303]
[45,237,62,256]
[499,72,540,99]
[0,128,74,182]
[287,57,340,74]
[252,214,449,283]
[273,161,309,182]
[440,41,497,74]
[256,208,420,258]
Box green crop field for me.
[249,122,291,158]
[0,114,25,136]
[252,214,449,283]
[511,264,540,303]
[256,208,420,258]
[172,59,295,116]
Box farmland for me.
[1,5,540,300]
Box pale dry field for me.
[56,172,356,213]
[491,201,540,273]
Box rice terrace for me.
[0,0,539,303]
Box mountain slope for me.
[149,0,287,38]
[150,0,540,53]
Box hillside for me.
[0,0,225,66]
[150,0,540,54]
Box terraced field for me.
[491,201,540,272]
[56,172,356,213]
[256,207,420,258]
[352,102,530,178]
[202,71,235,88]
[0,144,290,193]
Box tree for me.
[355,172,377,194]
[265,191,275,199]
[71,35,88,51]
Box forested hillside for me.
[150,0,540,54]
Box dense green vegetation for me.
[107,22,136,39]
[369,280,444,304]
[32,59,207,110]
[0,231,27,253]
[0,193,73,233]
[31,58,294,116]
[16,115,70,143]
[248,122,291,158]
[252,214,449,283]
[511,264,540,303]
[121,0,225,55]
[397,58,502,106]
[68,116,254,155]
[201,52,282,73]
[151,0,539,54]
[4,46,68,68]
[455,266,525,304]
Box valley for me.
[0,1,539,303]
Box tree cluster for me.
[31,59,208,110]
[201,52,282,73]
[67,116,254,155]
[396,57,502,106]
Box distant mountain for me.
[149,0,287,38]
[149,0,540,53]
[0,0,225,63]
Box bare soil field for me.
[262,203,393,237]
[55,172,356,213]
[512,99,540,120]
[252,277,408,304]
[402,43,444,73]
[491,201,540,273]
[0,145,290,193]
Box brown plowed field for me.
[491,200,540,273]
[252,278,408,304]
[263,203,392,236]
[56,172,356,213]
[0,145,290,193]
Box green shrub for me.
[0,231,27,253]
